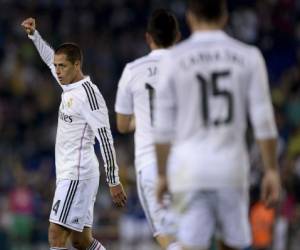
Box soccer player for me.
[155,1,281,250]
[21,18,127,250]
[115,9,180,250]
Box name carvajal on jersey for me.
[180,50,245,70]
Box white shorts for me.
[137,166,177,237]
[173,188,251,249]
[49,177,99,232]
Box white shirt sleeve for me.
[115,65,134,115]
[154,53,177,143]
[80,88,120,186]
[248,48,278,139]
[28,30,60,84]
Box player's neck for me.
[150,44,166,51]
[189,14,226,33]
[191,22,224,33]
[70,71,85,84]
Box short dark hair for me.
[147,9,179,48]
[187,0,227,22]
[55,43,83,65]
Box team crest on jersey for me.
[67,98,73,108]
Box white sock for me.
[167,242,182,250]
[50,248,68,250]
[87,239,106,250]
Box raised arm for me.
[21,17,59,83]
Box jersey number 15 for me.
[196,71,233,126]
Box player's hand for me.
[157,175,169,204]
[261,169,281,208]
[21,17,36,35]
[109,183,127,207]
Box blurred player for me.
[21,18,127,250]
[115,9,180,250]
[155,1,281,250]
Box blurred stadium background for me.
[0,0,300,249]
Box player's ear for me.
[145,32,153,47]
[176,30,181,43]
[220,11,228,28]
[186,9,195,29]
[74,60,81,69]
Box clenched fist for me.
[21,17,36,35]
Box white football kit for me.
[115,49,176,237]
[155,31,277,248]
[29,30,119,231]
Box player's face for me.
[54,54,79,85]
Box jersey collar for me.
[191,30,228,41]
[61,76,91,92]
[149,49,168,57]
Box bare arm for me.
[156,143,171,177]
[257,138,278,172]
[257,138,281,207]
[116,113,135,134]
[155,143,171,203]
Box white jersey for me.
[154,31,277,192]
[29,31,119,185]
[115,50,167,172]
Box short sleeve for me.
[115,65,134,115]
[248,48,277,139]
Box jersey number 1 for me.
[145,83,155,126]
[197,71,233,126]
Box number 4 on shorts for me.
[52,200,61,215]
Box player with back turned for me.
[115,9,181,250]
[155,1,281,250]
[21,18,127,250]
